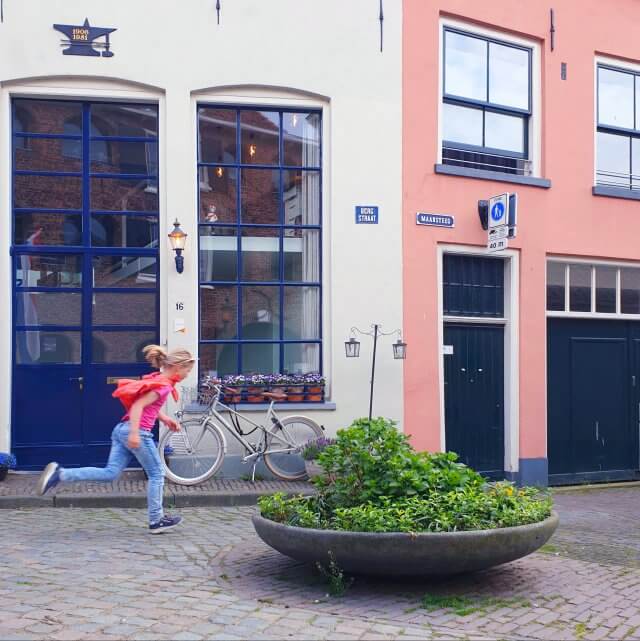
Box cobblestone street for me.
[2,486,640,641]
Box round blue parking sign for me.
[491,201,505,222]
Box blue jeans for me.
[59,422,165,524]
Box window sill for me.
[434,164,552,188]
[592,185,640,201]
[183,401,336,413]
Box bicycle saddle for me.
[262,391,287,401]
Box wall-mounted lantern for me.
[168,219,187,274]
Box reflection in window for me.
[546,262,566,311]
[442,28,531,175]
[198,106,322,380]
[596,65,640,190]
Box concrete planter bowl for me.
[252,512,559,576]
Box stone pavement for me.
[1,486,640,640]
[0,471,311,509]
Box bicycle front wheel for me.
[159,419,226,486]
[264,415,323,481]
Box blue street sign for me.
[491,201,505,222]
[355,206,379,224]
[416,212,455,228]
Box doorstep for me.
[0,470,313,509]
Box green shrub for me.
[258,418,553,533]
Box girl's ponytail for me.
[143,344,168,369]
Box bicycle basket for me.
[179,384,218,411]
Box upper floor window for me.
[596,65,640,191]
[442,28,532,176]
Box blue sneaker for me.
[149,515,182,534]
[37,462,61,496]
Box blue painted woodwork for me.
[11,99,159,469]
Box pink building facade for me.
[404,0,640,486]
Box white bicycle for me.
[159,379,324,485]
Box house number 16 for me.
[176,302,184,311]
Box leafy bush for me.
[258,418,552,533]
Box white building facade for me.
[0,0,403,470]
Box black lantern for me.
[344,337,361,358]
[168,219,187,274]
[392,338,407,360]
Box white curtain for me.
[301,114,321,372]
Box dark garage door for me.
[548,318,640,484]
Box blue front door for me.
[11,99,160,469]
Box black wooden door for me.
[444,323,504,477]
[548,319,639,484]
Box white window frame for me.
[593,55,640,188]
[547,256,640,319]
[437,244,520,476]
[438,17,542,178]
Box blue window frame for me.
[596,64,640,191]
[197,105,322,378]
[442,28,532,176]
[11,98,160,365]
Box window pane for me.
[241,169,279,224]
[442,103,483,146]
[14,137,82,172]
[200,286,238,340]
[241,286,280,339]
[92,293,156,326]
[284,343,320,375]
[200,342,238,378]
[284,229,320,282]
[91,104,158,137]
[241,110,279,164]
[14,213,82,247]
[621,268,640,314]
[283,170,320,225]
[199,108,237,163]
[13,100,82,135]
[91,177,159,212]
[596,132,630,188]
[16,254,82,288]
[199,228,238,282]
[241,344,280,375]
[92,331,156,363]
[14,175,82,209]
[16,330,81,364]
[598,67,634,129]
[595,266,617,313]
[283,287,320,340]
[546,263,566,311]
[283,112,321,167]
[488,43,529,110]
[241,228,280,282]
[91,215,158,248]
[444,31,487,101]
[484,111,524,154]
[16,292,81,326]
[633,138,640,190]
[569,264,592,312]
[93,255,157,288]
[199,167,238,223]
[91,141,157,175]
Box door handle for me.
[69,376,84,391]
[595,421,599,441]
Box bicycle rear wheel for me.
[159,419,226,485]
[263,415,323,481]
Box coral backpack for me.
[112,372,179,411]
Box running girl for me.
[37,345,194,533]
